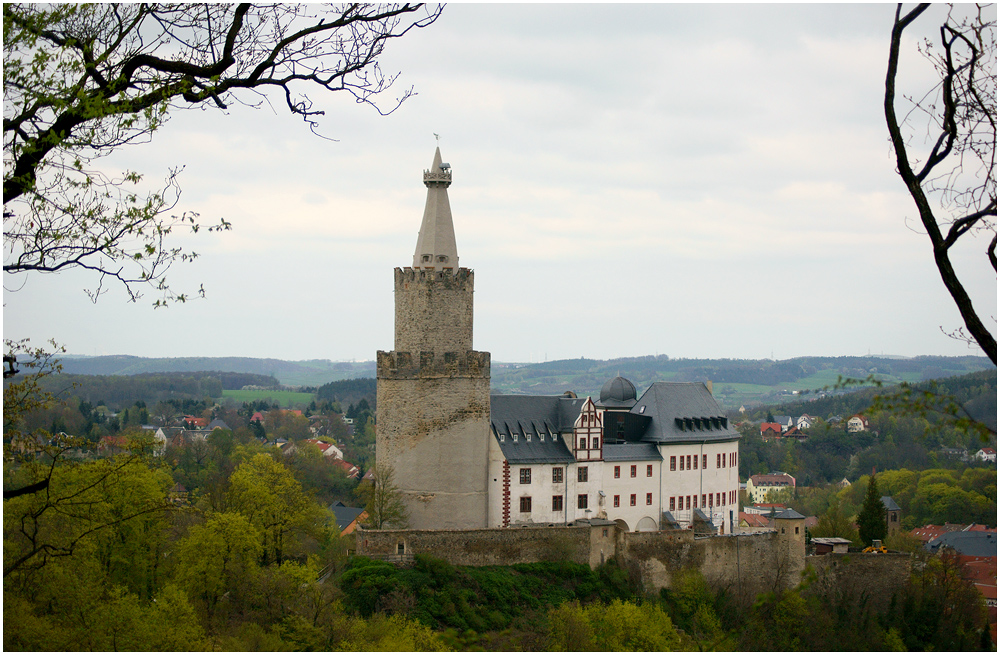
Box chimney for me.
[705,380,713,395]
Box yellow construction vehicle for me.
[863,539,888,554]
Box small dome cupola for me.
[600,376,637,408]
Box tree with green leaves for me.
[4,3,442,306]
[226,453,327,565]
[857,474,887,547]
[357,462,408,529]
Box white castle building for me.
[377,149,740,534]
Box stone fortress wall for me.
[357,520,912,600]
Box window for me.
[614,466,621,479]
[703,454,707,469]
[716,493,721,506]
[795,526,800,535]
[500,434,505,442]
[578,466,588,482]
[603,528,609,537]
[670,456,676,471]
[579,438,586,449]
[592,437,600,449]
[687,455,692,469]
[526,433,531,442]
[717,453,721,468]
[552,467,563,484]
[520,497,531,513]
[702,494,706,507]
[421,254,431,262]
[614,495,620,508]
[513,434,519,442]
[578,494,588,509]
[519,468,531,484]
[693,495,698,509]
[540,433,545,441]
[694,455,698,470]
[646,493,653,505]
[685,496,691,510]
[708,494,713,508]
[669,497,676,511]
[647,464,653,477]
[630,465,637,478]
[630,494,636,506]
[437,255,448,263]
[552,495,563,511]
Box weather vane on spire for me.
[433,132,441,144]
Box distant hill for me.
[56,353,993,410]
[491,354,994,409]
[58,355,376,387]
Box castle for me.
[376,149,741,534]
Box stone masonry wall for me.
[622,530,804,598]
[805,553,912,608]
[375,373,491,530]
[394,267,474,353]
[356,525,591,567]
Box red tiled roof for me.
[331,459,360,478]
[911,525,948,542]
[740,512,770,527]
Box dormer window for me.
[526,434,532,442]
[437,255,448,263]
[500,434,505,442]
[513,434,519,442]
[421,254,431,262]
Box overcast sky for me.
[4,3,997,364]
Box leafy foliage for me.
[4,3,442,305]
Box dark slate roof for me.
[630,382,739,444]
[491,394,585,437]
[603,442,662,462]
[774,508,806,520]
[495,433,576,464]
[329,502,366,531]
[598,376,637,408]
[881,496,901,512]
[925,531,997,557]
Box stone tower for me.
[375,147,491,530]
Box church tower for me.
[375,147,491,530]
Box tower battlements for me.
[377,350,491,379]
[396,266,473,285]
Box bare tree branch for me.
[884,3,997,364]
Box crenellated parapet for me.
[377,349,491,379]
[395,266,472,286]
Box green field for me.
[222,389,316,408]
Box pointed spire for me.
[412,147,459,270]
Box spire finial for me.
[433,132,441,144]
